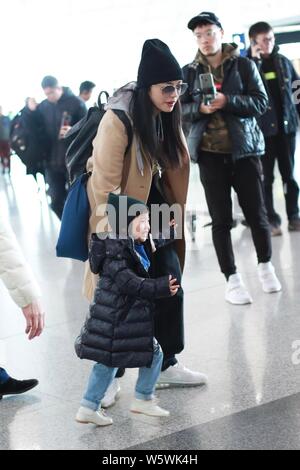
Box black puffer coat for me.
[181,45,269,163]
[75,236,171,368]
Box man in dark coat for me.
[75,193,179,425]
[181,12,282,306]
[25,76,86,219]
[248,22,300,235]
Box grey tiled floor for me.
[0,139,300,450]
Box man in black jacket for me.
[248,22,300,235]
[27,76,86,219]
[181,12,282,305]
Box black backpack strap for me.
[112,109,133,155]
[98,91,110,109]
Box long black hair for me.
[130,87,186,170]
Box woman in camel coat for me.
[82,39,207,406]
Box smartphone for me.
[199,73,217,105]
[61,111,71,127]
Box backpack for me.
[65,91,133,185]
[9,109,47,175]
[56,91,133,262]
[10,112,29,161]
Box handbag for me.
[56,173,91,262]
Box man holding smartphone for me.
[248,22,300,235]
[181,12,282,305]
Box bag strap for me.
[98,91,110,109]
[112,109,133,155]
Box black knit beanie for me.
[137,39,183,88]
[107,193,148,237]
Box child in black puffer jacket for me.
[75,192,179,426]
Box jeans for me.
[81,340,163,411]
[198,153,272,279]
[263,133,299,224]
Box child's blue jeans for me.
[81,340,163,411]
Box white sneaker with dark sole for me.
[76,406,113,426]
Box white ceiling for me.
[1,0,299,112]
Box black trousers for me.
[198,153,272,279]
[45,168,68,220]
[263,133,299,225]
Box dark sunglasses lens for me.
[162,86,175,94]
[162,83,188,95]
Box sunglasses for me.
[159,83,188,96]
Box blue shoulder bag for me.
[56,172,90,262]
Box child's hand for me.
[169,219,177,228]
[169,275,180,296]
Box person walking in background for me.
[25,76,86,219]
[181,12,282,305]
[0,214,45,400]
[79,80,96,108]
[0,106,11,174]
[248,22,300,235]
[9,98,48,180]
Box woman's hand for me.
[169,275,180,297]
[21,301,45,340]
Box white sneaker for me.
[156,363,208,389]
[226,273,253,305]
[75,406,113,426]
[258,262,282,293]
[101,379,121,409]
[130,397,170,417]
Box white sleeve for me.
[0,215,42,308]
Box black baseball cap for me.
[187,12,223,31]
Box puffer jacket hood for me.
[88,235,136,275]
[194,43,239,69]
[105,82,136,114]
[105,82,145,176]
